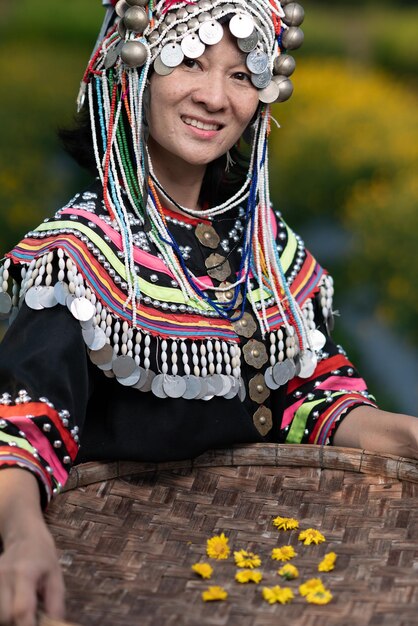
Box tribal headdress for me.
[77,0,312,360]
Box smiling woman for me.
[0,0,417,624]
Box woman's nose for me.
[191,73,228,112]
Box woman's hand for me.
[0,469,65,626]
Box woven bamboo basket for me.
[43,444,418,626]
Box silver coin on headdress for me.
[251,68,271,89]
[181,33,205,59]
[229,14,255,39]
[258,80,280,103]
[246,49,269,74]
[153,55,174,76]
[199,20,224,45]
[160,43,184,67]
[104,41,124,69]
[237,30,259,53]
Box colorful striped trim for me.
[0,446,53,500]
[311,394,378,445]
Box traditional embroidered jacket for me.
[0,185,377,506]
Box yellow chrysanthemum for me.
[278,564,299,580]
[206,533,230,560]
[262,586,294,605]
[202,586,228,602]
[298,528,326,545]
[235,569,263,584]
[272,516,299,531]
[191,562,213,579]
[318,552,337,572]
[306,589,333,605]
[299,578,326,597]
[234,550,261,569]
[271,545,297,562]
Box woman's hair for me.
[59,103,253,209]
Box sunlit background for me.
[0,0,417,413]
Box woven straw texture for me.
[45,444,418,626]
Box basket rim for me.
[65,444,418,491]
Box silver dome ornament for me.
[123,6,149,33]
[120,40,148,67]
[115,0,129,18]
[282,2,305,27]
[273,54,296,77]
[272,75,294,102]
[126,0,148,6]
[281,26,304,50]
[176,7,189,20]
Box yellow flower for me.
[306,589,333,605]
[191,562,213,579]
[262,586,294,605]
[235,569,263,584]
[278,564,299,580]
[299,578,326,597]
[272,516,299,531]
[206,533,230,560]
[234,550,261,569]
[298,528,326,545]
[271,545,297,562]
[202,586,228,602]
[318,552,337,572]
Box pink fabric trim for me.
[316,376,368,392]
[13,416,68,485]
[282,398,305,429]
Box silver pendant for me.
[298,350,317,379]
[87,327,107,351]
[205,374,224,396]
[89,343,114,367]
[53,282,69,306]
[117,368,141,387]
[199,20,223,45]
[134,367,154,392]
[272,360,291,386]
[152,373,168,398]
[251,68,271,89]
[38,286,57,309]
[160,43,184,67]
[70,297,95,322]
[181,33,205,58]
[182,375,202,399]
[112,355,137,379]
[246,49,269,74]
[0,292,12,316]
[229,14,254,39]
[232,312,257,338]
[153,54,175,76]
[25,287,44,311]
[238,377,246,401]
[163,374,187,398]
[205,253,231,282]
[223,377,239,399]
[104,41,124,69]
[258,80,280,104]
[82,326,96,346]
[264,366,280,390]
[195,378,209,400]
[237,30,259,53]
[195,223,220,249]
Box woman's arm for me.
[0,468,65,626]
[333,406,418,460]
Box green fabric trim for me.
[0,433,35,454]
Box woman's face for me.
[147,27,260,173]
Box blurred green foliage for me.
[0,0,417,356]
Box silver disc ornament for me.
[246,49,269,74]
[251,68,271,89]
[104,41,124,70]
[53,282,69,306]
[223,377,239,399]
[89,343,114,367]
[229,14,255,39]
[264,366,280,390]
[0,292,12,316]
[86,327,107,352]
[117,368,141,387]
[205,254,231,282]
[25,287,44,311]
[112,355,137,379]
[181,34,205,59]
[195,223,220,249]
[237,30,259,53]
[160,42,184,67]
[153,55,174,76]
[134,368,155,392]
[298,349,317,379]
[151,373,168,398]
[70,297,95,322]
[163,375,187,398]
[38,286,57,309]
[199,20,224,45]
[182,375,202,399]
[258,81,280,104]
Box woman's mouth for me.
[182,116,222,131]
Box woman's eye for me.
[233,72,251,82]
[183,58,199,69]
